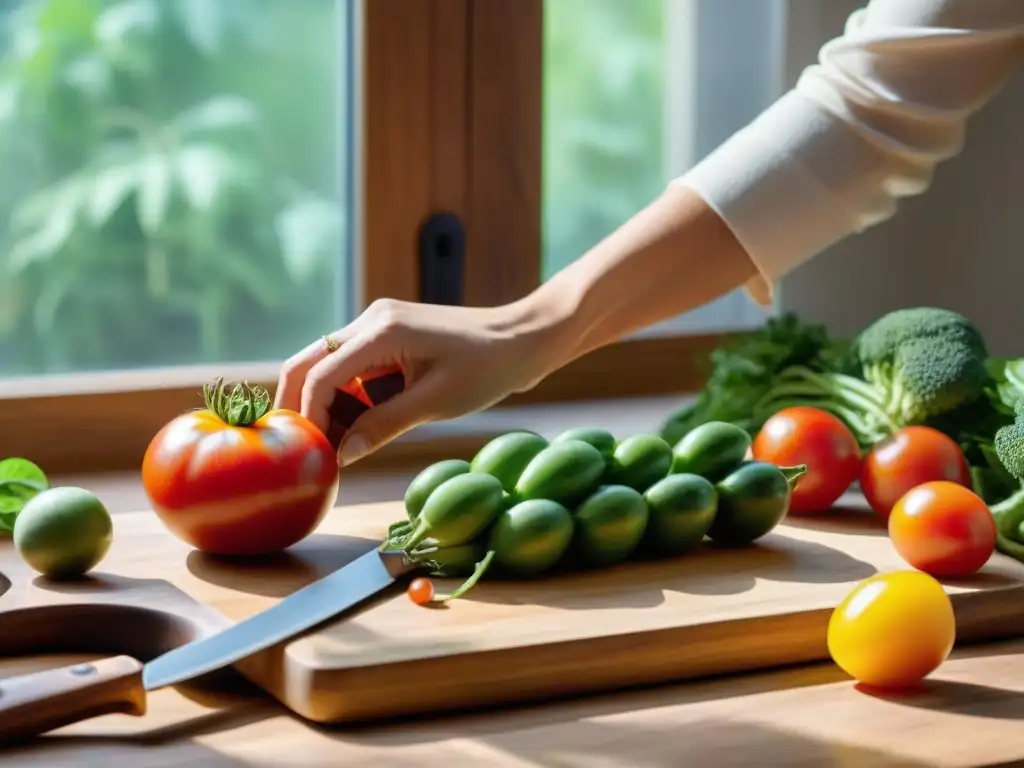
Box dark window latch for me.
[418,211,465,306]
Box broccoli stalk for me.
[755,307,992,447]
[754,365,900,445]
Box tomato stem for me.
[780,464,809,491]
[432,550,495,602]
[202,378,272,427]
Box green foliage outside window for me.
[0,0,666,376]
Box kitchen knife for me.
[0,546,421,743]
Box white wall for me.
[777,1,1024,355]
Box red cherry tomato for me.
[142,381,339,556]
[408,578,435,605]
[752,406,861,514]
[861,426,971,520]
[888,481,996,577]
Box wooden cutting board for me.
[2,493,1024,726]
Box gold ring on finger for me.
[322,335,340,354]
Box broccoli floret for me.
[853,307,990,424]
[995,413,1024,482]
[988,409,1024,563]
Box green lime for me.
[13,487,113,580]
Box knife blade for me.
[0,546,421,743]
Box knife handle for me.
[0,655,146,744]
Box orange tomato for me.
[888,481,996,577]
[827,571,955,689]
[408,577,435,605]
[860,426,971,520]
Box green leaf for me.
[173,95,259,135]
[176,143,241,211]
[276,197,343,283]
[88,159,141,225]
[0,508,18,535]
[95,0,159,46]
[0,82,20,127]
[0,458,48,533]
[0,495,27,514]
[218,246,284,309]
[33,269,77,336]
[65,54,112,97]
[0,458,49,498]
[137,152,171,235]
[176,0,225,54]
[7,179,85,271]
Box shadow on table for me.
[185,533,380,598]
[856,679,1024,719]
[330,667,933,767]
[783,505,888,537]
[459,533,877,611]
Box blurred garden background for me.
[0,0,670,377]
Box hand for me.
[273,297,567,466]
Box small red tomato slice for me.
[861,426,971,520]
[752,406,861,514]
[888,480,996,578]
[326,366,406,447]
[360,365,405,406]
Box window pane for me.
[0,0,353,377]
[542,0,781,333]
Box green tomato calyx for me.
[203,378,272,427]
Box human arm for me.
[677,0,1024,306]
[276,0,1024,465]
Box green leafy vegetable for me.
[753,307,993,446]
[0,458,50,533]
[659,306,1024,510]
[659,312,850,445]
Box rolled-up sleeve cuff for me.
[671,91,881,307]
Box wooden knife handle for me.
[0,655,146,743]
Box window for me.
[542,0,782,337]
[0,0,788,474]
[0,0,354,377]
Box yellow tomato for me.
[827,570,955,688]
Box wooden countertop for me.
[12,395,1024,765]
[4,637,1024,766]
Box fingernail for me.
[338,434,370,467]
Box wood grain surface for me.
[5,640,1024,766]
[3,494,1024,733]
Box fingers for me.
[274,330,353,413]
[337,370,451,466]
[300,333,402,434]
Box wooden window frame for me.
[0,0,731,475]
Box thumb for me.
[337,371,449,467]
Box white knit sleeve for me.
[674,0,1024,306]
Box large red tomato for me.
[142,380,339,556]
[861,426,971,520]
[888,481,996,578]
[752,406,861,514]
